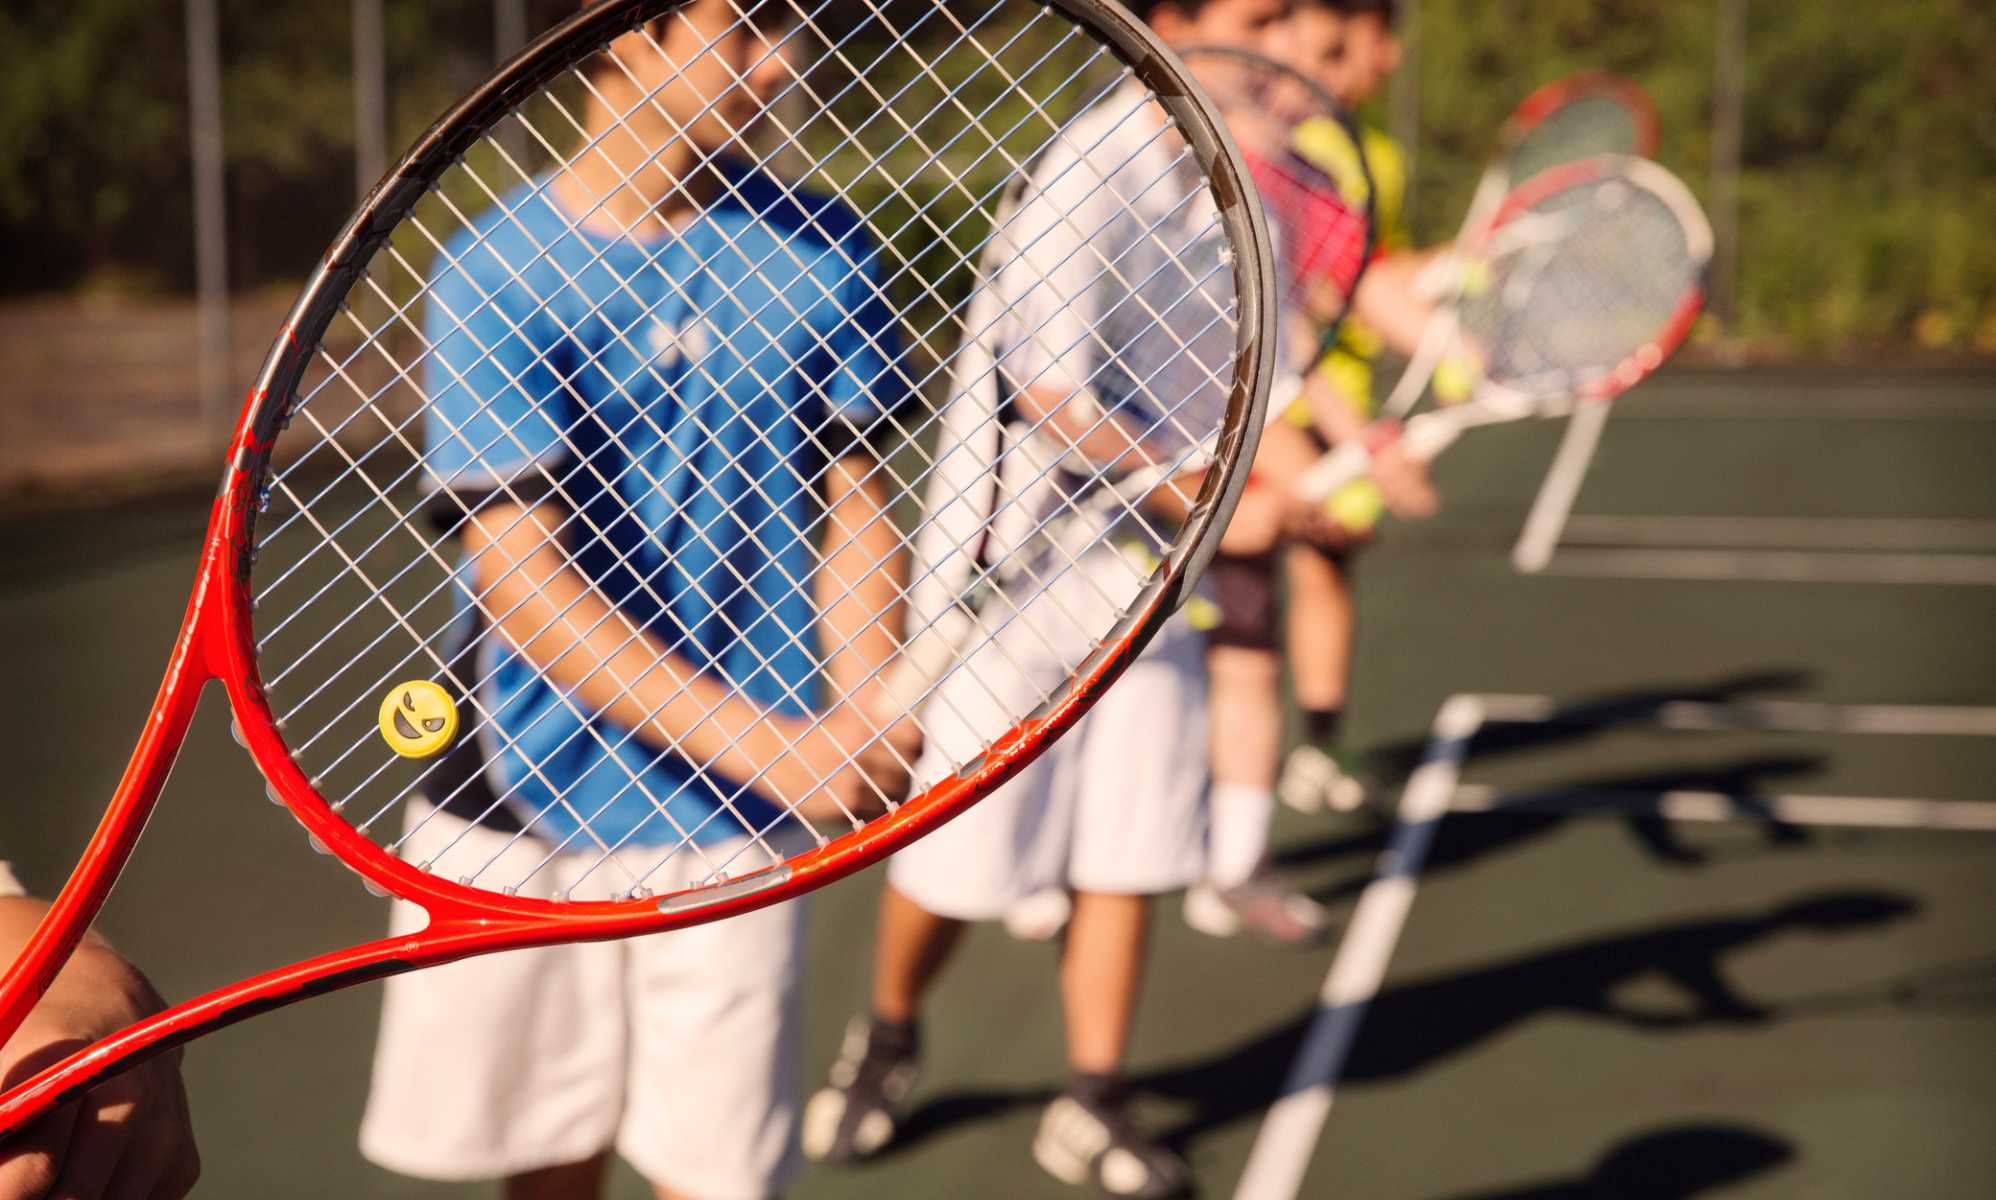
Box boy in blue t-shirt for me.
[361,6,917,1196]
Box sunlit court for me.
[2,2,1991,1197]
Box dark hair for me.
[1304,0,1396,18]
[1124,0,1226,22]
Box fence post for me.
[354,0,387,198]
[1710,0,1747,328]
[185,0,230,442]
[1389,0,1421,206]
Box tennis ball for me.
[1434,357,1477,404]
[1459,258,1493,297]
[1325,479,1386,535]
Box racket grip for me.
[1293,441,1373,503]
[1293,411,1466,503]
[1399,409,1468,463]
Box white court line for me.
[1513,402,1613,574]
[1560,516,1996,552]
[1471,693,1996,737]
[1233,696,1487,1200]
[1234,692,1996,1200]
[1449,785,1996,831]
[1541,548,1996,586]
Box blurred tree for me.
[1403,0,1996,352]
[1,0,1991,351]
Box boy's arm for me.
[1350,247,1445,358]
[461,500,900,818]
[817,452,908,711]
[815,452,922,811]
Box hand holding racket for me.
[0,0,1274,1136]
[1296,156,1712,505]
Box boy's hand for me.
[781,702,924,825]
[0,904,200,1200]
[1367,441,1439,519]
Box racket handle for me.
[1400,409,1469,462]
[1293,411,1466,503]
[1293,440,1373,503]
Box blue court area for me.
[2,365,1991,1197]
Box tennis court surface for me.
[3,365,1991,1197]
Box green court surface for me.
[1,366,1992,1197]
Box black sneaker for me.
[1033,1085,1192,1198]
[800,1014,921,1163]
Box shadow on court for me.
[1439,1121,1796,1200]
[1277,751,1827,907]
[884,888,1917,1159]
[1363,668,1816,783]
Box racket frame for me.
[0,0,1276,1132]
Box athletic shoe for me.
[1004,887,1075,941]
[1183,872,1332,944]
[800,1015,920,1164]
[1277,744,1366,814]
[1033,1091,1192,1199]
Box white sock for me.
[1207,784,1274,888]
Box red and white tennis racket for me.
[1480,71,1662,226]
[1178,45,1374,374]
[0,0,1276,1135]
[1296,156,1711,503]
[1379,71,1663,425]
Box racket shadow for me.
[1363,667,1815,782]
[1282,752,1827,908]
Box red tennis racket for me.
[0,0,1275,1135]
[1496,71,1662,208]
[1296,155,1711,503]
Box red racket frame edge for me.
[1506,71,1663,160]
[0,0,1277,1135]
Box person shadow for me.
[1441,1122,1796,1200]
[884,887,1918,1164]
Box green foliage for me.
[1405,0,1996,352]
[2,0,1991,351]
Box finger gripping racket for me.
[1297,155,1710,502]
[0,0,1274,1134]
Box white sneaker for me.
[1183,873,1333,944]
[1033,1092,1191,1198]
[1278,744,1366,814]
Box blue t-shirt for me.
[419,162,907,850]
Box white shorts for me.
[888,607,1210,920]
[360,804,805,1200]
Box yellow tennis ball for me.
[1459,258,1493,297]
[1434,357,1477,404]
[1181,596,1222,632]
[1325,479,1386,535]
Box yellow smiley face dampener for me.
[378,681,460,759]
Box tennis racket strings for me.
[1178,46,1373,374]
[247,0,1267,906]
[1455,158,1709,409]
